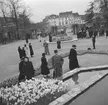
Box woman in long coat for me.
[29,43,34,57]
[18,46,22,59]
[43,40,50,55]
[57,39,61,49]
[18,57,25,82]
[41,53,50,77]
[23,57,35,80]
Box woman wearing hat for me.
[41,53,50,78]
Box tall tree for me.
[7,0,22,40]
[85,2,94,24]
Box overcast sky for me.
[23,0,92,23]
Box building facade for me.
[44,11,85,27]
[43,11,85,34]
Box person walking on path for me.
[57,39,61,50]
[24,44,30,57]
[18,57,25,83]
[23,57,35,80]
[43,40,50,55]
[41,53,50,78]
[69,45,79,84]
[52,50,64,79]
[92,35,96,49]
[29,43,34,57]
[18,46,22,59]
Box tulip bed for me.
[0,78,67,105]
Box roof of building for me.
[59,11,72,17]
[80,15,86,20]
[72,12,79,17]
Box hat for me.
[54,50,58,53]
[72,45,76,48]
[42,53,46,56]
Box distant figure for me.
[57,39,61,49]
[23,57,35,80]
[52,50,64,79]
[38,34,41,42]
[49,34,52,42]
[92,35,96,49]
[18,57,25,82]
[41,53,50,78]
[18,46,22,59]
[86,30,89,38]
[106,30,108,38]
[29,43,34,57]
[43,40,50,55]
[69,45,79,84]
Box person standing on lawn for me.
[52,50,64,79]
[57,39,61,50]
[18,46,22,59]
[92,35,96,49]
[18,57,25,82]
[69,45,79,84]
[23,57,35,80]
[29,43,34,57]
[43,40,50,55]
[41,53,50,78]
[24,44,30,57]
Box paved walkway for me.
[68,75,108,105]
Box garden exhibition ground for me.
[0,35,108,104]
[0,36,108,82]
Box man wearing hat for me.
[52,50,64,78]
[69,45,79,84]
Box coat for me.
[29,45,34,56]
[41,57,49,75]
[57,41,61,49]
[23,61,35,79]
[52,55,64,78]
[69,48,79,70]
[18,61,25,81]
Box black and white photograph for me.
[0,0,108,105]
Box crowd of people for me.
[18,31,98,84]
[18,43,34,59]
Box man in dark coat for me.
[18,46,22,59]
[57,39,61,49]
[69,45,79,70]
[18,57,25,82]
[23,57,35,80]
[29,43,34,57]
[69,45,79,84]
[92,35,96,49]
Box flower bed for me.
[0,78,67,105]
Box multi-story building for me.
[43,11,85,34]
[44,11,85,27]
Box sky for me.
[23,0,92,23]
